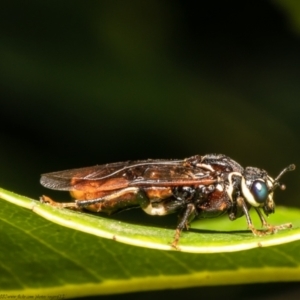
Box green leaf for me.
[1,187,300,253]
[1,187,300,298]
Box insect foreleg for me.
[236,197,292,236]
[236,196,259,235]
[254,207,292,233]
[254,207,269,228]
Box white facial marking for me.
[241,177,261,207]
[267,177,274,188]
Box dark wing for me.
[40,160,147,191]
[128,164,215,186]
[40,159,215,191]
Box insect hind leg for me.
[76,187,149,214]
[40,195,80,210]
[42,187,151,214]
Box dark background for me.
[1,1,300,299]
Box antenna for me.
[270,164,296,192]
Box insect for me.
[40,154,295,248]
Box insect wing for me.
[40,165,107,191]
[40,160,181,191]
[128,164,216,186]
[40,159,216,192]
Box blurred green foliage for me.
[274,0,300,34]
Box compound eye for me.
[250,181,269,203]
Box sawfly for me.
[40,154,295,248]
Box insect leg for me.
[255,207,272,228]
[236,197,292,236]
[75,187,151,214]
[254,208,292,233]
[236,196,263,236]
[75,187,140,207]
[172,203,196,249]
[40,195,80,209]
[41,187,147,214]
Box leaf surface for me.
[0,187,300,298]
